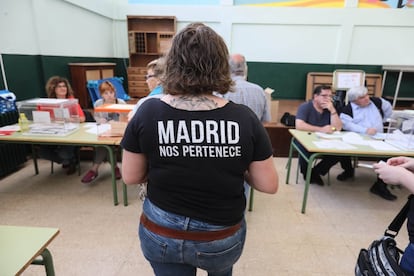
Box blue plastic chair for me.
[87,77,130,105]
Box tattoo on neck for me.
[169,95,218,110]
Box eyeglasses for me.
[145,74,155,80]
[318,94,332,99]
[56,84,67,88]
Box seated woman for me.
[38,76,85,175]
[81,81,125,183]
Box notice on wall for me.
[334,71,364,89]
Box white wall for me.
[0,0,115,57]
[1,0,413,65]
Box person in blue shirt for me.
[340,86,396,201]
[340,86,392,135]
[145,58,164,96]
[128,57,165,121]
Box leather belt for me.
[140,213,242,241]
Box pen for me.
[358,163,373,169]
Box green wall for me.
[248,62,379,99]
[1,54,128,101]
[247,62,414,101]
[1,54,413,103]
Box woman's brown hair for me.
[162,22,233,95]
[45,76,75,98]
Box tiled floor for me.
[0,158,410,275]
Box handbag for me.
[280,112,296,127]
[355,195,412,276]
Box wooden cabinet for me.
[127,16,176,98]
[68,62,116,108]
[263,123,296,157]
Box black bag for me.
[355,195,412,276]
[280,112,296,127]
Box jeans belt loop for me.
[140,213,241,241]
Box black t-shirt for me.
[121,98,273,225]
[296,100,331,126]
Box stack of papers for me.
[22,123,79,136]
[0,125,19,135]
[315,131,342,139]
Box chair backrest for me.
[86,77,131,105]
[86,81,102,105]
[82,109,95,122]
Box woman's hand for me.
[374,162,406,185]
[97,118,108,124]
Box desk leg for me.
[103,145,118,206]
[31,248,55,276]
[301,154,317,214]
[285,138,295,184]
[119,149,128,206]
[31,144,39,175]
[123,182,128,206]
[248,187,254,212]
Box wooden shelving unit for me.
[127,15,176,98]
[306,72,383,101]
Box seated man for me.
[295,85,353,186]
[340,86,396,201]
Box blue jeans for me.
[139,199,246,276]
[243,181,250,202]
[401,243,414,275]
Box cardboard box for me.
[98,121,128,137]
[264,87,279,122]
[270,100,280,123]
[94,104,133,137]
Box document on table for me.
[315,131,343,139]
[313,140,357,150]
[341,132,369,145]
[0,125,20,135]
[342,132,402,151]
[368,140,402,151]
[23,123,79,136]
[84,123,111,135]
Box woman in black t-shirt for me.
[121,23,279,276]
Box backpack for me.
[355,236,405,276]
[355,195,412,276]
[280,112,296,127]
